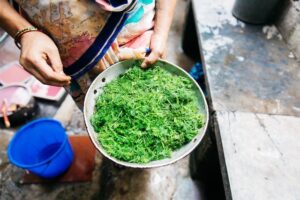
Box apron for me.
[15,0,155,109]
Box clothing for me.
[16,0,155,109]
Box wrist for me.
[19,31,35,45]
[14,22,33,34]
[151,33,167,50]
[14,26,39,49]
[152,26,169,44]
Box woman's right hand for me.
[19,31,71,86]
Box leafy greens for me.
[91,66,204,163]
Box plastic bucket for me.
[8,118,74,179]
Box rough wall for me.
[276,0,300,60]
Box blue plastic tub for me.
[8,118,74,179]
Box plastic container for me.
[8,118,74,179]
[232,0,282,24]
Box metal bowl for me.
[0,84,37,127]
[84,59,209,168]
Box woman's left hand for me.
[141,32,167,68]
[141,0,176,68]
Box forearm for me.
[153,0,177,40]
[141,0,176,67]
[0,0,32,37]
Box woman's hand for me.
[19,31,71,86]
[141,0,176,68]
[141,32,167,68]
[0,0,70,86]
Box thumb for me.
[141,52,159,68]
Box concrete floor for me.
[0,1,212,199]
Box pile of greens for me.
[91,66,204,163]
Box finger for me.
[119,48,147,60]
[26,65,70,87]
[104,53,114,65]
[46,48,64,73]
[20,58,46,84]
[31,59,71,85]
[91,59,106,74]
[31,69,66,86]
[162,48,167,59]
[111,41,120,54]
[141,52,159,68]
[99,59,106,71]
[23,62,67,86]
[46,49,72,82]
[22,65,48,85]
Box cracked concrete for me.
[216,111,300,200]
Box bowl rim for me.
[83,59,209,168]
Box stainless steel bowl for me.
[84,59,209,168]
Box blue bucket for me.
[8,118,74,179]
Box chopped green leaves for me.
[91,66,204,163]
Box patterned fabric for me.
[63,10,132,79]
[96,0,135,12]
[15,0,155,109]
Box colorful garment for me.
[15,0,155,108]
